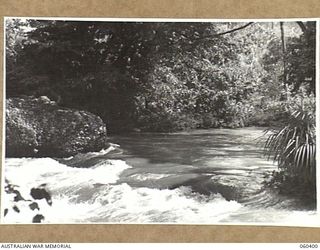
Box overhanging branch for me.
[296,21,307,34]
[191,22,254,46]
[213,22,254,37]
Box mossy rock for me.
[6,96,107,157]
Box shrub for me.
[264,89,316,184]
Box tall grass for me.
[264,90,316,184]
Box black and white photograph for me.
[2,18,318,225]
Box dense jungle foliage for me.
[6,20,315,133]
[5,19,317,206]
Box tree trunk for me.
[280,22,286,82]
[280,22,289,99]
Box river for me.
[2,127,318,225]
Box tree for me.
[7,20,161,131]
[262,21,316,94]
[263,22,316,201]
[7,20,314,132]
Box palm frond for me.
[263,97,316,183]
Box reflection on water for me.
[107,128,280,204]
[3,128,318,224]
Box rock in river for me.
[6,96,107,157]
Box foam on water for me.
[86,184,242,223]
[5,157,130,187]
[40,184,242,223]
[1,145,320,226]
[2,157,243,223]
[88,143,120,156]
[2,157,132,223]
[131,173,172,181]
[62,143,121,162]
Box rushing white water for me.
[2,128,319,225]
[3,157,243,224]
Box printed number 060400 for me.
[300,244,318,248]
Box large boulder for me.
[6,96,107,157]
